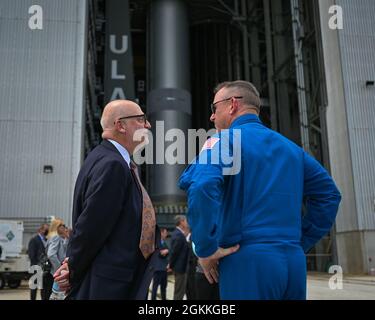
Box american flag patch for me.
[201,137,220,152]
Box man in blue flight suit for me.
[179,80,341,300]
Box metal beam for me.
[291,0,310,153]
[263,0,278,130]
[241,0,250,81]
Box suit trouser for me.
[173,272,187,300]
[219,242,306,300]
[30,289,42,301]
[42,273,54,300]
[151,271,168,300]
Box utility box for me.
[0,220,29,289]
[0,220,24,260]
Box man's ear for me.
[115,120,126,134]
[229,98,238,115]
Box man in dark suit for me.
[186,232,198,300]
[54,100,157,300]
[169,215,190,300]
[151,227,169,300]
[27,223,49,300]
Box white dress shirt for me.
[108,139,131,168]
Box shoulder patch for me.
[200,137,220,152]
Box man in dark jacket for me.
[53,100,157,300]
[27,224,49,300]
[186,232,198,300]
[169,215,190,300]
[151,227,169,300]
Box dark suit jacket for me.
[66,140,154,300]
[169,228,189,274]
[154,240,169,272]
[28,234,46,266]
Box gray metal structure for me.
[290,0,310,154]
[147,0,192,227]
[104,0,135,103]
[86,0,104,154]
[0,0,88,245]
[319,0,375,274]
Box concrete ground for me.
[0,273,374,300]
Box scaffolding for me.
[85,0,105,155]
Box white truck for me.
[0,220,30,289]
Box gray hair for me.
[174,215,186,226]
[214,80,261,111]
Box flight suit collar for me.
[230,114,262,128]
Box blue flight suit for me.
[178,114,341,300]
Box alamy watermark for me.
[27,4,343,31]
[28,5,43,30]
[131,123,242,175]
[328,265,343,290]
[329,5,343,30]
[28,265,43,290]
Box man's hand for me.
[53,257,71,292]
[199,245,240,284]
[166,263,172,273]
[160,249,169,256]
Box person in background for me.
[169,215,190,300]
[46,218,67,300]
[185,231,197,300]
[43,218,64,300]
[65,227,73,241]
[151,227,169,300]
[27,223,49,300]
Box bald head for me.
[100,100,141,131]
[100,100,151,154]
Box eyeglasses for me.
[210,96,243,114]
[115,114,148,124]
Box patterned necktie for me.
[130,161,156,259]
